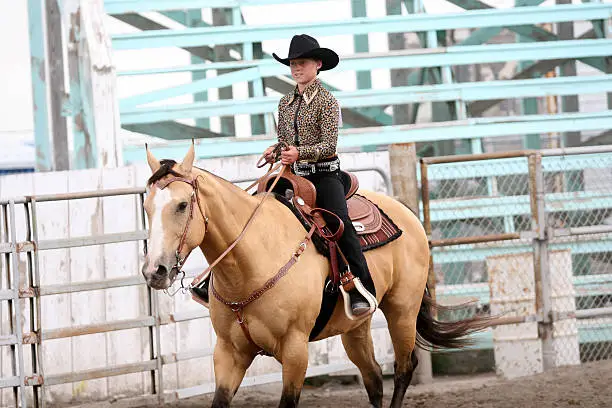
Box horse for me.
[141,143,490,408]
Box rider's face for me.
[290,58,322,87]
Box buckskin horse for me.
[141,143,490,408]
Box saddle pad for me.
[351,194,402,252]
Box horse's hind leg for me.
[380,301,419,408]
[341,319,383,408]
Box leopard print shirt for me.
[277,79,340,162]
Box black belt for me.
[294,157,340,176]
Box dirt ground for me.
[165,359,612,408]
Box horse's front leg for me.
[279,332,309,408]
[211,338,255,408]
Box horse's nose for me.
[155,264,168,276]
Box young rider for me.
[264,34,373,316]
[193,34,374,317]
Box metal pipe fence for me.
[0,166,391,407]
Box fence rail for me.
[110,4,612,49]
[124,111,612,161]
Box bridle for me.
[153,175,209,295]
[148,142,288,296]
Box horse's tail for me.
[415,286,492,350]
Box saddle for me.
[257,170,382,237]
[257,169,402,336]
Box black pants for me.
[305,170,372,287]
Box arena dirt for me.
[164,359,612,407]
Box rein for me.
[189,149,288,289]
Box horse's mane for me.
[147,160,241,192]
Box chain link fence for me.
[421,146,612,375]
[542,150,612,362]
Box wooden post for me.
[68,0,122,168]
[46,0,70,170]
[389,143,433,384]
[27,0,53,171]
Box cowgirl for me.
[264,34,373,317]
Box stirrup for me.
[339,277,377,320]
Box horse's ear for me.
[146,144,160,173]
[181,140,195,173]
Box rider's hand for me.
[281,146,299,165]
[263,146,276,163]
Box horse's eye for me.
[177,202,188,212]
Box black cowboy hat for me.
[273,34,339,71]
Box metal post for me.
[386,0,414,125]
[528,154,555,370]
[24,202,41,407]
[29,198,46,408]
[140,193,163,404]
[555,0,581,147]
[515,2,541,150]
[351,0,372,89]
[213,8,236,136]
[419,160,435,302]
[8,201,27,407]
[1,204,19,408]
[233,7,266,136]
[187,9,210,131]
[425,27,455,156]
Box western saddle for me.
[256,170,384,238]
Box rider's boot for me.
[339,263,376,319]
[348,287,371,316]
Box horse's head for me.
[142,144,207,290]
